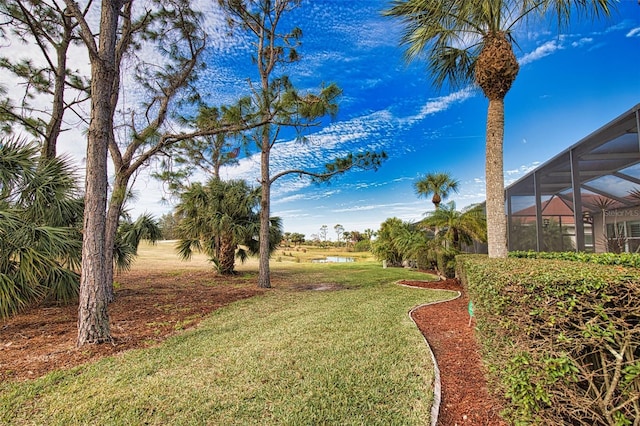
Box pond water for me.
[311,256,355,263]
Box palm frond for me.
[175,238,201,260]
[113,240,136,273]
[0,273,28,319]
[0,139,82,317]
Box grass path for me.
[1,257,454,425]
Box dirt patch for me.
[291,283,345,291]
[0,270,264,382]
[400,277,508,426]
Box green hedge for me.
[509,250,640,268]
[457,255,640,425]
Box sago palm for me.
[385,0,615,257]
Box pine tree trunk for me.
[42,16,75,160]
[77,68,112,345]
[104,175,127,303]
[258,134,271,288]
[42,45,67,159]
[485,98,508,258]
[76,0,120,346]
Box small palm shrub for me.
[0,139,83,318]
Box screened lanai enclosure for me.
[506,103,640,253]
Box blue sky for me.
[53,0,640,240]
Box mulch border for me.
[399,277,508,426]
[399,280,462,426]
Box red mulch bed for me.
[1,269,507,425]
[0,270,264,382]
[400,277,508,426]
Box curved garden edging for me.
[398,281,462,426]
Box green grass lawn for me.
[0,244,454,425]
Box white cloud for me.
[331,200,421,214]
[331,205,376,213]
[272,194,307,204]
[506,162,539,176]
[627,27,640,38]
[571,37,593,48]
[220,107,400,195]
[504,162,541,187]
[519,40,562,66]
[403,87,476,124]
[273,209,312,220]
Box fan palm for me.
[391,221,434,268]
[372,217,435,267]
[414,172,459,210]
[385,0,615,257]
[0,138,83,318]
[113,213,163,272]
[175,178,282,275]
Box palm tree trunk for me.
[485,98,508,258]
[219,233,236,275]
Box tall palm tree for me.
[385,0,615,258]
[421,201,487,250]
[414,172,459,210]
[175,178,282,275]
[0,138,83,319]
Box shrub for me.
[0,140,83,318]
[458,255,640,425]
[436,249,456,278]
[353,240,371,252]
[509,250,640,268]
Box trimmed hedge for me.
[457,255,640,425]
[510,250,640,268]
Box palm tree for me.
[113,213,163,272]
[385,0,615,258]
[371,217,407,267]
[175,178,282,275]
[0,138,83,318]
[414,172,459,210]
[391,222,434,268]
[421,201,487,251]
[363,228,377,241]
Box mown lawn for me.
[0,246,454,425]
